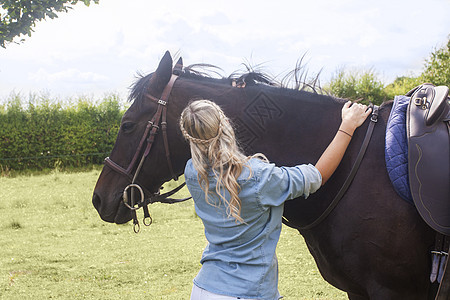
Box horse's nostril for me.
[92,193,101,211]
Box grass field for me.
[0,167,347,299]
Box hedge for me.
[0,94,124,171]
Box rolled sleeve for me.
[296,164,322,198]
[257,161,322,207]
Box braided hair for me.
[179,100,250,223]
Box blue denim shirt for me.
[185,158,322,300]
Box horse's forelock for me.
[128,72,153,103]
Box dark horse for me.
[92,51,435,299]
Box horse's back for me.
[298,103,435,299]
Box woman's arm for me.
[315,101,372,185]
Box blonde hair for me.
[179,100,251,223]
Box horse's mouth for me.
[93,184,162,225]
[92,191,132,224]
[113,186,158,224]
[114,202,133,224]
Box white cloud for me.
[0,0,449,99]
[29,68,109,83]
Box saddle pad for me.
[385,95,413,204]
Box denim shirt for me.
[185,158,322,300]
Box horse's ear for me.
[149,51,173,94]
[173,57,183,75]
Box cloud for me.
[30,68,109,83]
[0,0,449,99]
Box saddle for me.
[406,83,450,236]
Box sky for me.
[0,0,449,101]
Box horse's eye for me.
[121,122,135,133]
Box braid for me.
[179,115,223,145]
[180,99,252,223]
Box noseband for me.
[104,72,190,233]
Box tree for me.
[0,0,99,48]
[421,36,450,86]
[325,68,387,105]
[326,35,450,103]
[383,76,422,100]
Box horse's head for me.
[92,51,190,224]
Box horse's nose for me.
[92,192,101,211]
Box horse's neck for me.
[228,86,343,165]
[177,78,345,166]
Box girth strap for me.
[436,235,450,300]
[432,233,446,283]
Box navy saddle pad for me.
[385,95,413,204]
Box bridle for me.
[104,69,190,233]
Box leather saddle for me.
[406,83,450,235]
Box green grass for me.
[0,168,346,299]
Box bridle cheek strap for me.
[145,74,179,180]
[104,73,190,233]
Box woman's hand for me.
[315,101,372,185]
[340,101,372,135]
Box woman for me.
[179,99,371,300]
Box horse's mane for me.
[128,59,325,103]
[183,59,323,93]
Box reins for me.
[291,104,380,231]
[104,71,191,233]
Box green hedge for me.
[0,94,124,171]
[325,68,388,105]
[326,36,450,104]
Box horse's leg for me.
[301,186,434,300]
[365,284,430,300]
[351,279,437,300]
[347,292,368,300]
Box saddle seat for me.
[406,83,450,235]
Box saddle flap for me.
[427,85,449,126]
[407,84,450,235]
